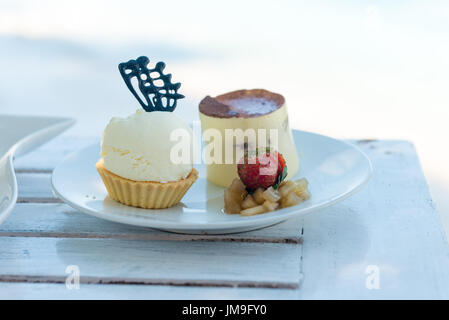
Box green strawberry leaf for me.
[273,166,288,189]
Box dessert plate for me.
[0,115,75,225]
[52,130,372,234]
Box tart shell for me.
[96,159,198,209]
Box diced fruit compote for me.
[293,178,308,196]
[224,189,241,214]
[241,194,258,209]
[253,188,266,205]
[280,191,301,208]
[224,178,247,214]
[297,189,311,201]
[263,200,279,212]
[240,205,266,216]
[223,150,310,216]
[263,187,281,202]
[279,180,295,197]
[224,176,311,216]
[228,178,247,194]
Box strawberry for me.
[237,148,287,191]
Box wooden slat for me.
[0,282,299,299]
[9,136,449,298]
[0,236,301,289]
[0,203,303,243]
[297,140,449,299]
[9,134,305,290]
[16,173,59,203]
[14,135,96,172]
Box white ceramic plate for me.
[0,115,75,225]
[52,130,372,234]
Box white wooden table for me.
[1,136,449,299]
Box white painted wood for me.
[0,282,299,299]
[6,137,449,299]
[16,173,58,202]
[297,140,449,299]
[0,236,301,288]
[14,136,96,172]
[0,203,303,243]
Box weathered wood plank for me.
[16,173,59,203]
[0,282,299,299]
[9,136,449,298]
[0,203,303,243]
[297,140,449,299]
[0,236,301,288]
[11,169,305,242]
[14,135,96,172]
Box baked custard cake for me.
[199,89,299,187]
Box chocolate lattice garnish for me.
[118,56,184,112]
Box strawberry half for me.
[237,148,287,191]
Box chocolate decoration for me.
[118,56,184,112]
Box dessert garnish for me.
[96,56,197,209]
[198,89,299,188]
[237,148,287,191]
[224,150,310,216]
[118,56,184,112]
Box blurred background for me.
[1,0,448,238]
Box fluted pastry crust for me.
[96,159,198,209]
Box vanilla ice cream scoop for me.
[101,110,193,183]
